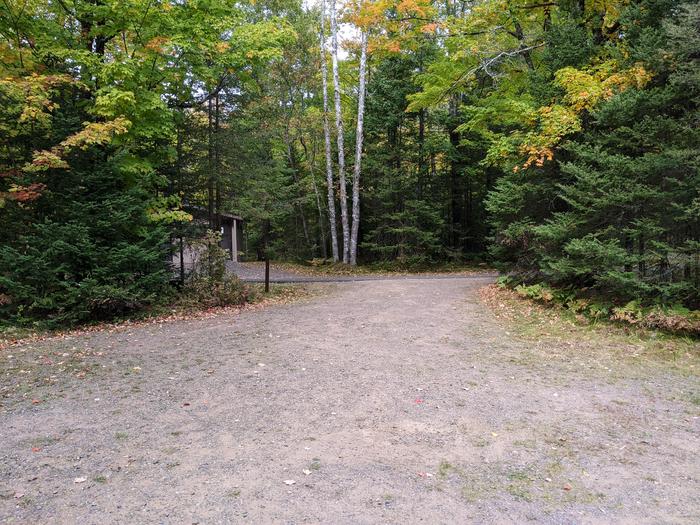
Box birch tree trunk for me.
[320,0,339,262]
[300,135,328,259]
[349,31,367,266]
[330,0,350,263]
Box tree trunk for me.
[320,0,339,262]
[448,95,462,249]
[284,128,311,253]
[350,31,368,266]
[417,108,425,199]
[513,19,535,71]
[330,0,350,263]
[301,135,328,259]
[176,125,185,284]
[214,94,221,230]
[207,97,214,229]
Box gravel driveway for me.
[1,278,698,523]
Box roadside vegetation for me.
[481,283,700,361]
[1,0,698,327]
[275,258,494,276]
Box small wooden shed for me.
[172,209,244,277]
[217,211,244,262]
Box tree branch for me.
[441,43,546,102]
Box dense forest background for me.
[0,0,698,325]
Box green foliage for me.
[179,231,247,308]
[509,282,699,335]
[1,0,698,323]
[515,283,555,303]
[0,159,169,326]
[473,1,700,308]
[529,2,700,306]
[361,54,446,261]
[0,0,291,325]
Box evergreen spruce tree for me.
[0,148,169,325]
[362,54,445,264]
[534,1,700,306]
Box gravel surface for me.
[1,277,698,524]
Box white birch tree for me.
[349,30,367,265]
[330,0,350,263]
[319,0,339,261]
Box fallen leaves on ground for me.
[0,285,312,353]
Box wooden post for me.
[264,218,271,293]
[232,219,238,262]
[179,235,185,285]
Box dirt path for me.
[1,278,698,524]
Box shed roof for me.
[184,205,243,222]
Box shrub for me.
[178,231,247,308]
[505,279,699,336]
[0,161,170,327]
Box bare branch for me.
[441,43,546,102]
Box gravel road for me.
[1,277,698,524]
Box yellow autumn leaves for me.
[518,61,652,169]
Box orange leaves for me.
[396,0,429,18]
[515,104,580,169]
[511,62,650,171]
[7,183,47,203]
[215,42,230,53]
[521,146,554,169]
[349,0,436,54]
[23,117,131,175]
[0,168,21,179]
[144,36,170,53]
[386,40,402,53]
[0,183,47,206]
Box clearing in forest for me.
[1,277,698,523]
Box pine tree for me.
[531,1,699,305]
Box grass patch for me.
[17,496,33,508]
[274,259,494,277]
[496,278,700,337]
[26,436,59,448]
[309,458,322,471]
[437,460,454,479]
[480,284,700,373]
[505,468,534,501]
